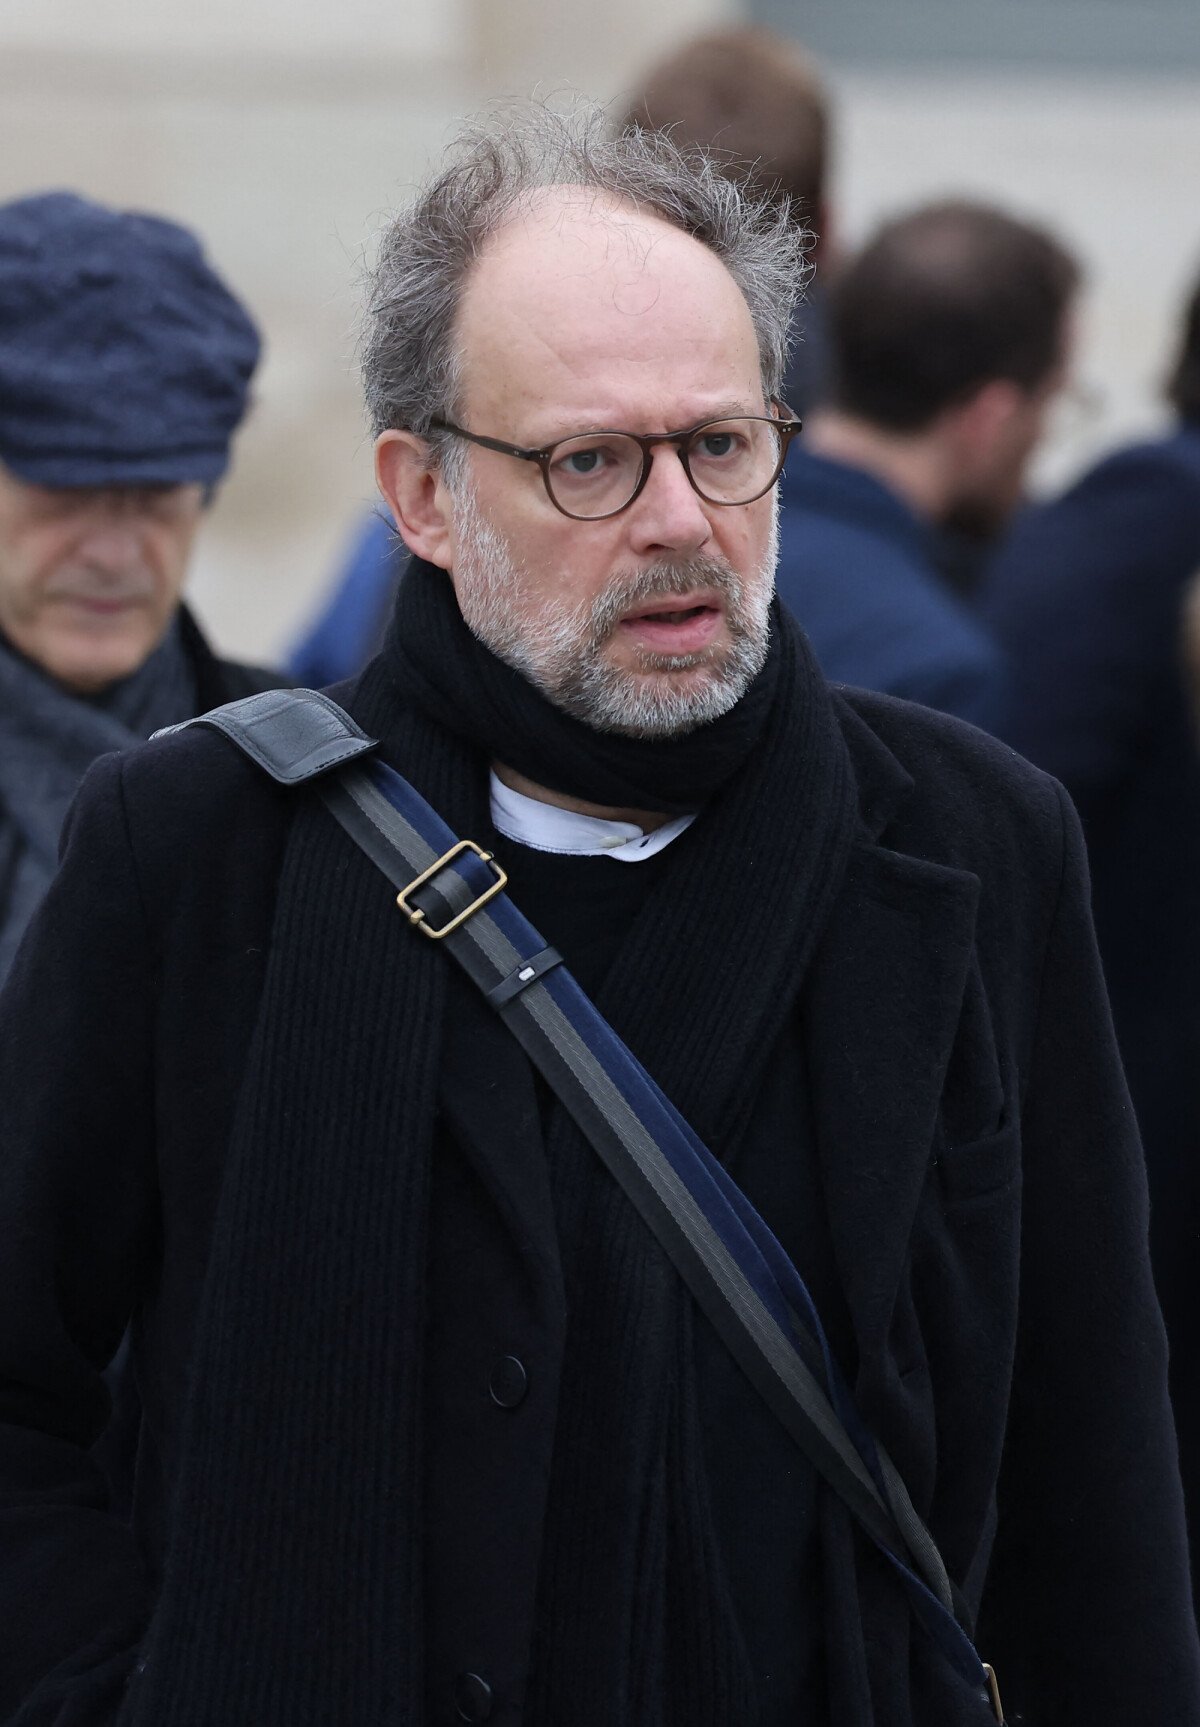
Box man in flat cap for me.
[0,191,272,981]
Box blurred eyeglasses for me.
[431,408,803,521]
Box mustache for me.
[587,555,743,640]
[42,568,156,604]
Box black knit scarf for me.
[131,559,862,1726]
[386,555,784,814]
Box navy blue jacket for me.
[775,449,1007,731]
[977,423,1200,1562]
[287,512,403,688]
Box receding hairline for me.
[451,184,764,415]
[465,181,749,283]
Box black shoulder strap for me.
[153,688,378,786]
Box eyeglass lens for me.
[546,418,784,518]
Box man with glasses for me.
[0,110,1197,1727]
[286,23,834,692]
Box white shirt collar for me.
[489,770,696,862]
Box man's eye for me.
[556,446,610,477]
[695,432,739,459]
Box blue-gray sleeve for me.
[978,452,1200,797]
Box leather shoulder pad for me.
[153,688,379,786]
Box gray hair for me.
[360,102,812,454]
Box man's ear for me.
[375,430,455,572]
[949,378,1026,467]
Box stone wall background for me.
[0,1,1196,663]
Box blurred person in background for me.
[777,200,1079,731]
[978,267,1200,1577]
[620,24,835,417]
[288,23,835,689]
[0,191,271,983]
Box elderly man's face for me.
[0,469,203,693]
[432,195,779,736]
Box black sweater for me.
[467,839,829,1721]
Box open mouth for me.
[632,604,709,624]
[617,597,724,655]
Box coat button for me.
[454,1671,493,1722]
[488,1354,528,1409]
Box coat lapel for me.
[803,840,980,1387]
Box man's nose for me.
[75,505,144,572]
[624,445,713,558]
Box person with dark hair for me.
[289,25,836,690]
[978,265,1200,1580]
[619,23,833,417]
[775,199,1079,729]
[0,191,274,984]
[0,108,1197,1727]
[622,24,828,218]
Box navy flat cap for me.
[0,191,261,489]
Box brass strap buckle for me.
[983,1662,1004,1724]
[396,840,508,940]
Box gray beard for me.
[448,485,777,739]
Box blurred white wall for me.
[0,0,469,58]
[0,3,1196,663]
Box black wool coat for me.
[0,650,1196,1726]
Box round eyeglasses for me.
[430,409,803,521]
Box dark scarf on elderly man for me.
[0,619,198,983]
[126,558,977,1727]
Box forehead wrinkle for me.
[485,185,683,294]
[459,232,661,405]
